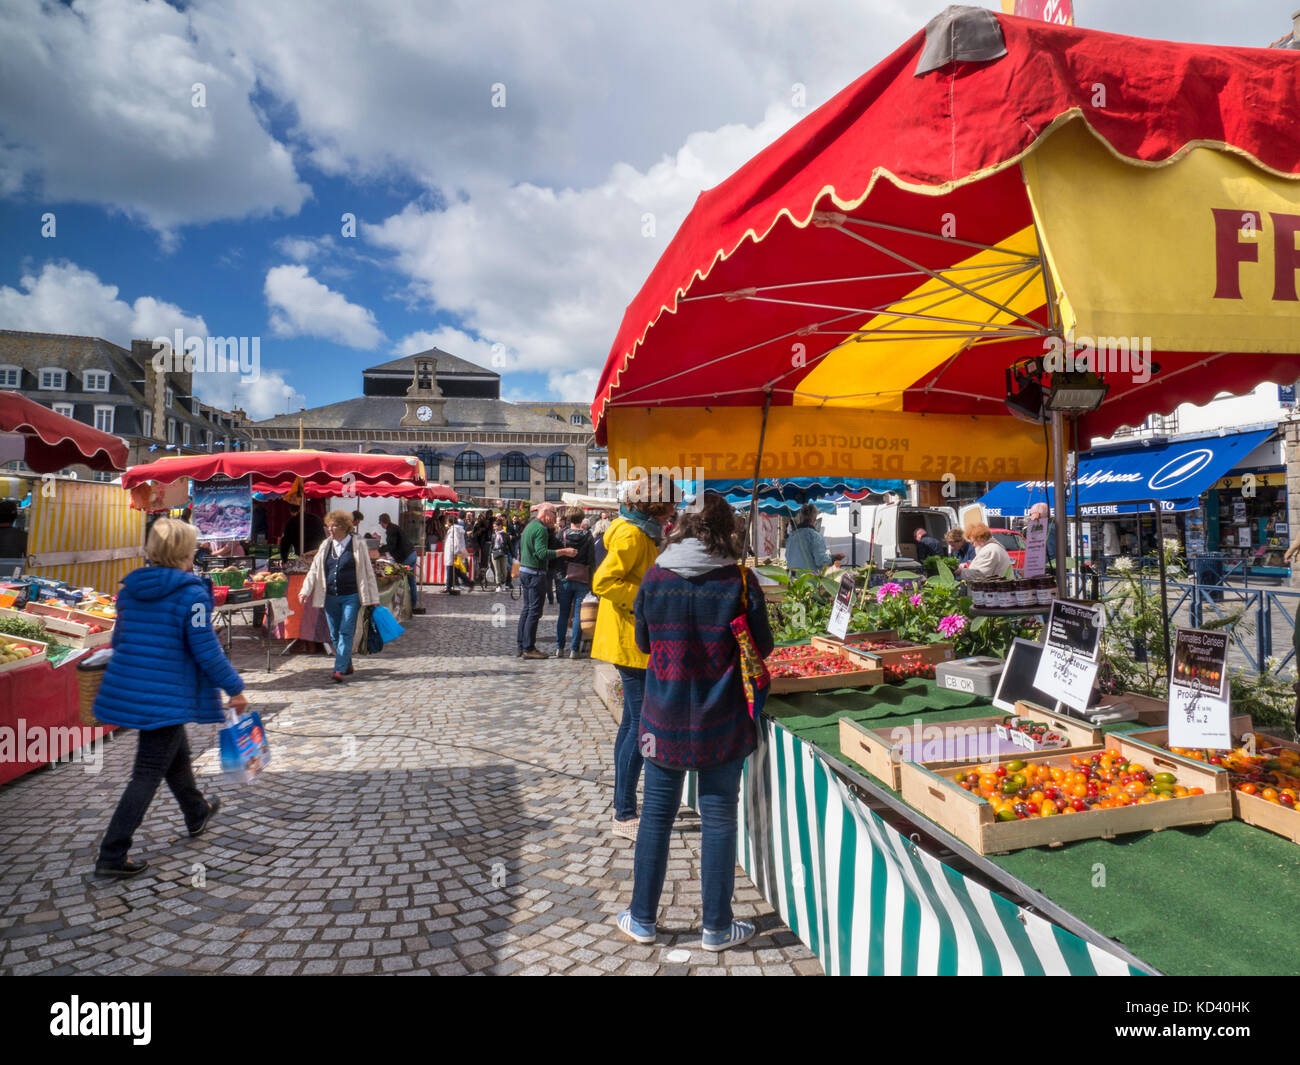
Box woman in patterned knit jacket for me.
[616,491,774,953]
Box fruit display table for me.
[0,658,114,786]
[736,680,1300,975]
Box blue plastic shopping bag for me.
[372,605,405,643]
[219,709,271,783]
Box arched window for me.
[499,452,531,483]
[545,452,575,483]
[454,450,485,481]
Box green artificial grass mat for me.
[765,681,1300,976]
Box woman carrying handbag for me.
[615,492,774,952]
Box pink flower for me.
[938,614,967,638]
[909,593,924,606]
[876,582,904,603]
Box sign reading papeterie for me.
[827,572,856,640]
[1032,599,1102,710]
[1168,628,1231,749]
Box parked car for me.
[990,527,1027,571]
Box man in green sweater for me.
[517,504,577,659]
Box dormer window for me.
[39,368,66,391]
[570,412,586,425]
[0,366,19,388]
[165,386,174,408]
[84,370,110,392]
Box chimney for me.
[131,339,164,440]
[1294,9,1300,36]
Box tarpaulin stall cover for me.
[592,8,1300,482]
[0,391,128,473]
[976,428,1275,517]
[122,451,428,495]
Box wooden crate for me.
[770,661,885,693]
[898,735,1231,855]
[0,633,49,674]
[0,605,112,649]
[812,629,899,650]
[1129,715,1300,845]
[839,701,1100,791]
[814,633,956,669]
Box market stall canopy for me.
[122,450,427,490]
[0,391,128,474]
[975,428,1275,518]
[707,477,906,503]
[253,479,456,501]
[559,493,621,511]
[592,8,1300,481]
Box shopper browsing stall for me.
[379,512,422,614]
[785,504,844,574]
[616,491,773,951]
[592,485,675,839]
[554,507,595,658]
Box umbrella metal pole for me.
[744,391,773,566]
[1154,499,1171,675]
[1050,410,1070,598]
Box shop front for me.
[976,426,1282,577]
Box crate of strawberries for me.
[765,643,885,694]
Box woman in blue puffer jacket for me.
[93,518,247,878]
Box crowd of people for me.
[90,487,774,955]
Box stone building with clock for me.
[243,348,593,505]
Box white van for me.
[819,501,958,570]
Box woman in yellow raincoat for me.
[592,492,676,839]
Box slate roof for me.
[364,348,497,378]
[253,395,589,436]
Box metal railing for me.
[1087,570,1299,675]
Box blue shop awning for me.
[976,429,1274,519]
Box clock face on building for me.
[417,405,433,422]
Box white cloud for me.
[367,105,803,386]
[0,260,208,342]
[264,264,385,349]
[220,369,304,421]
[0,0,309,234]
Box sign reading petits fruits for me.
[827,572,856,640]
[1032,599,1103,710]
[1168,629,1231,750]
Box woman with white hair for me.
[784,504,844,575]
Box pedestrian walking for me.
[490,516,512,590]
[300,510,381,682]
[443,512,468,594]
[615,491,773,950]
[516,503,577,658]
[92,518,246,878]
[554,507,594,658]
[592,486,676,839]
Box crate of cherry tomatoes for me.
[765,643,885,694]
[1128,715,1300,845]
[898,734,1230,855]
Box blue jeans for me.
[631,755,746,932]
[403,550,419,605]
[613,666,647,821]
[515,570,545,651]
[323,592,360,673]
[555,579,588,651]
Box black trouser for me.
[516,570,546,651]
[99,724,208,864]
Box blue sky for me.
[0,0,1291,421]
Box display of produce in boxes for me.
[814,632,954,676]
[207,565,247,588]
[899,735,1231,855]
[0,632,48,673]
[1127,716,1300,844]
[764,644,884,693]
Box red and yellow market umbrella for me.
[592,8,1300,485]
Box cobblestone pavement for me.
[0,588,820,976]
